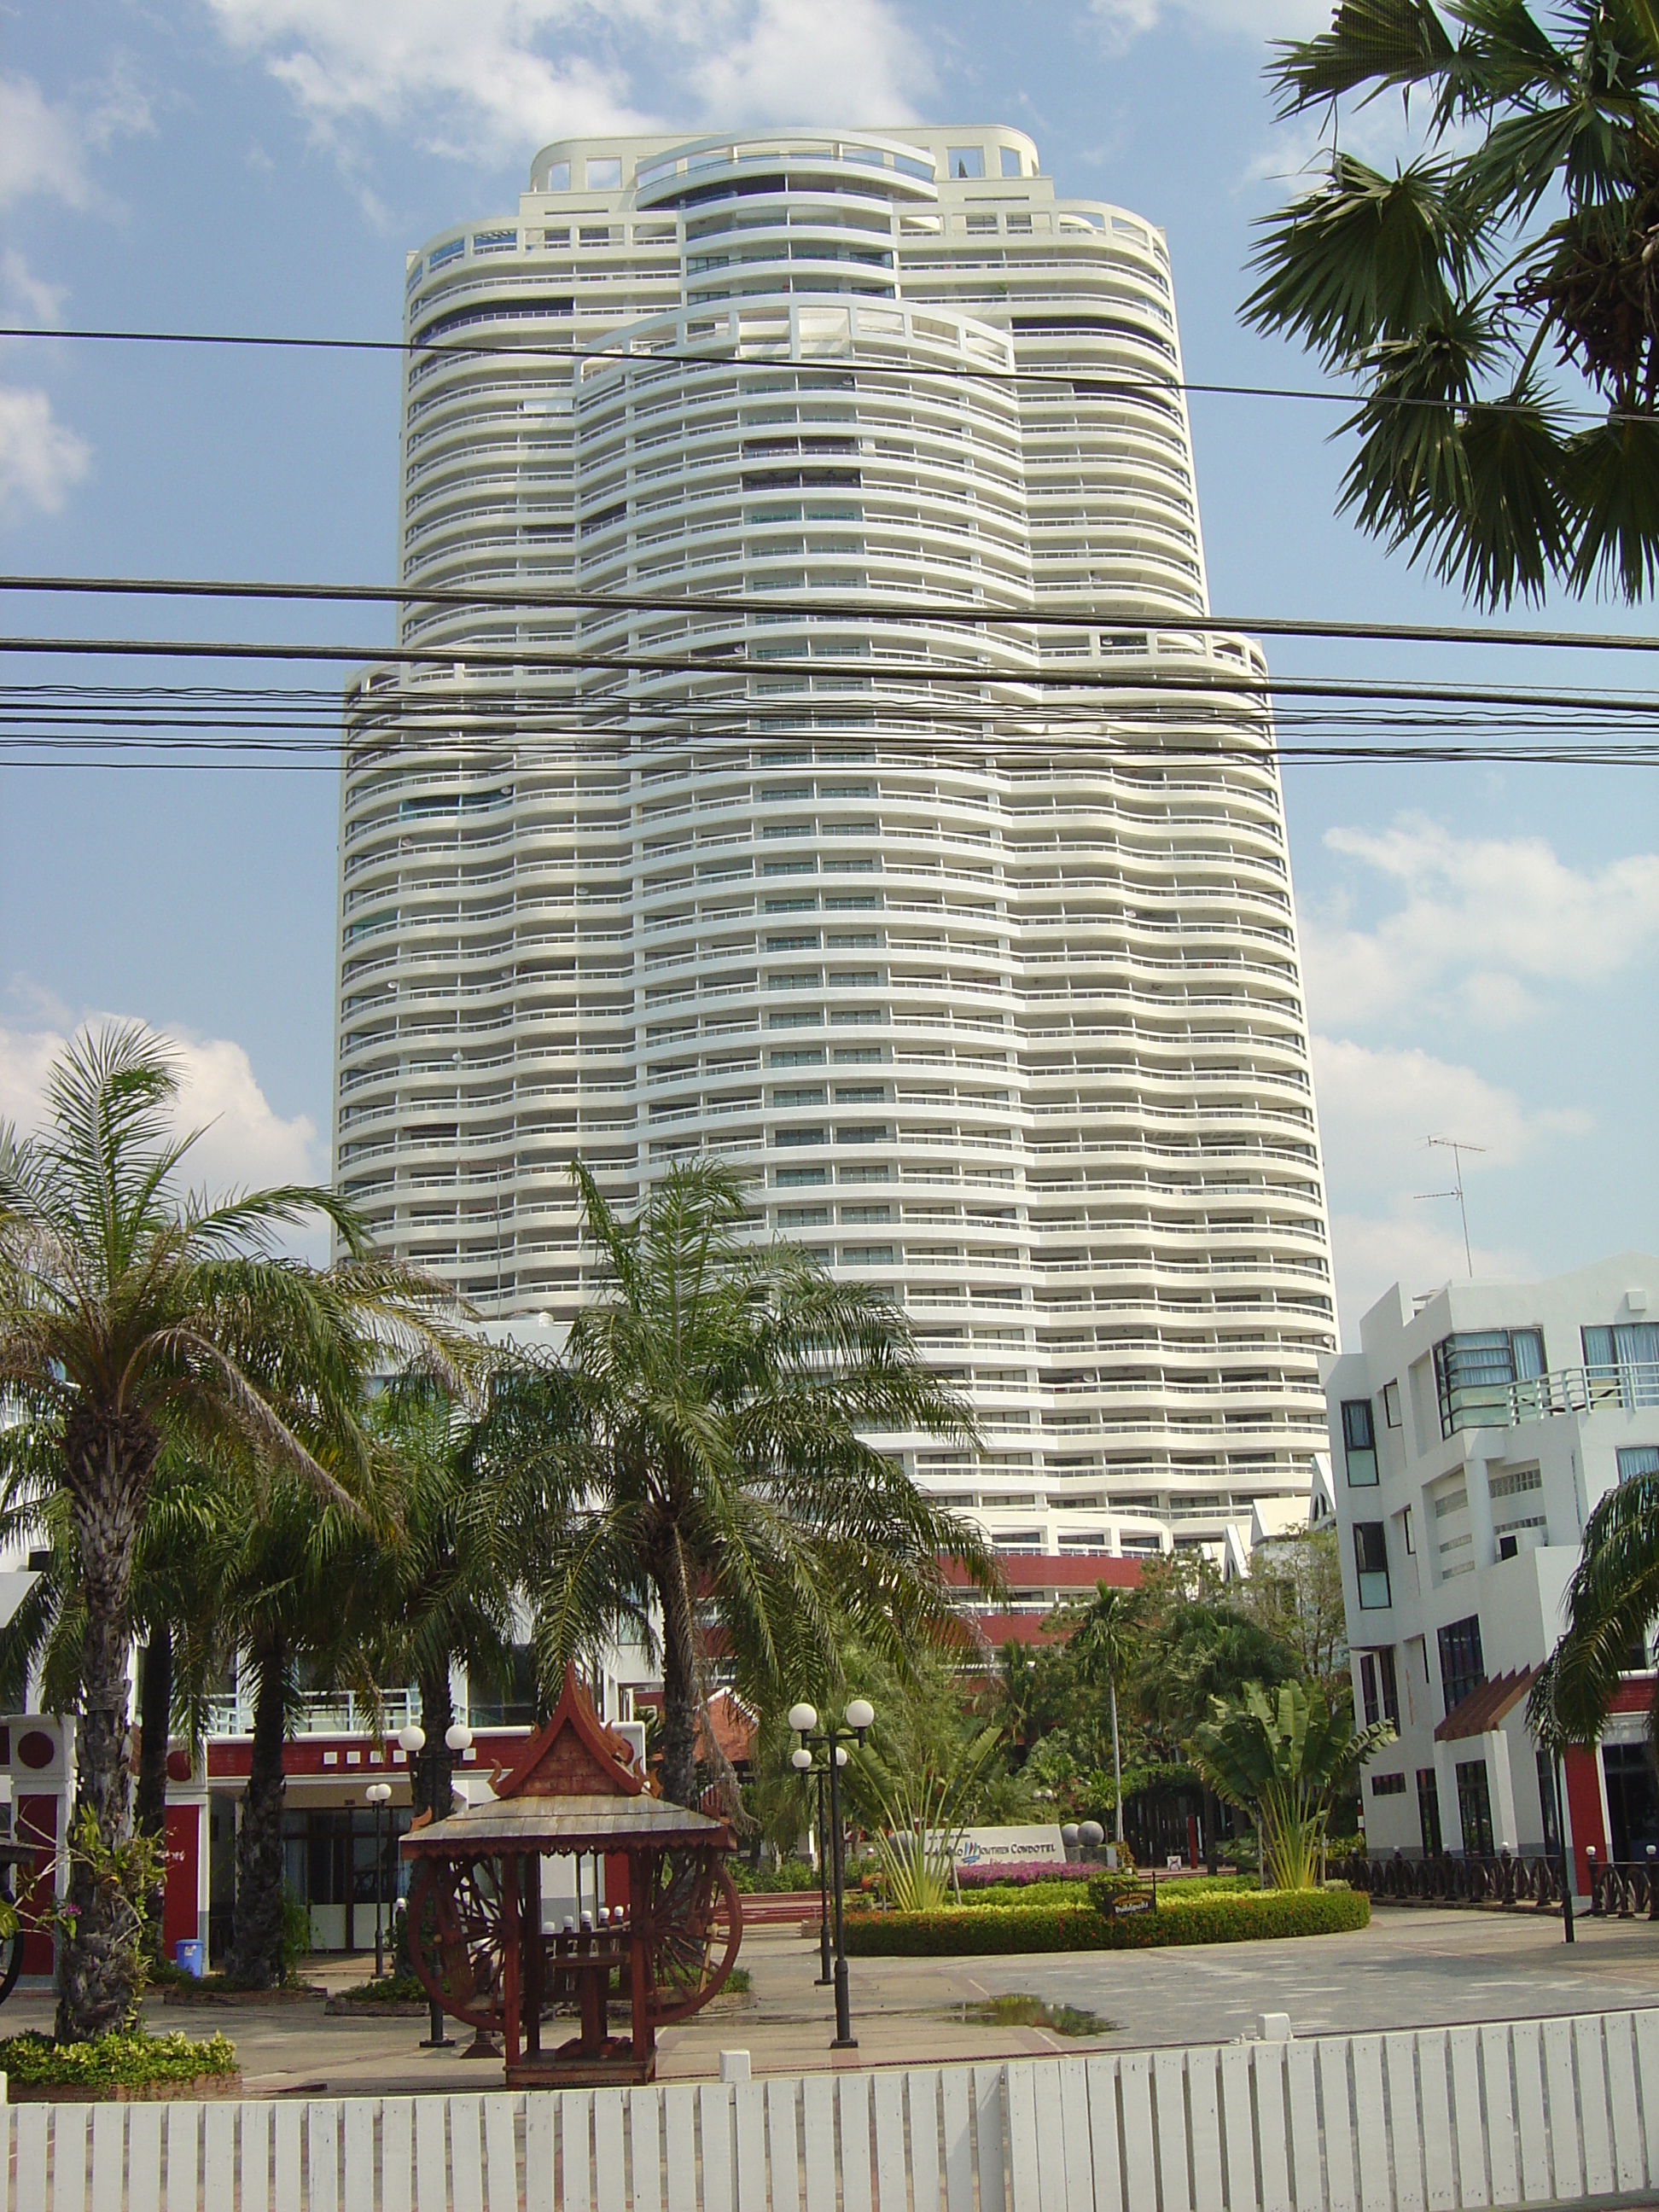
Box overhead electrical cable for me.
[3,573,1659,658]
[0,322,1632,425]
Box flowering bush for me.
[954,1860,1084,1891]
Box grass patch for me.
[723,1967,753,1996]
[952,1994,1115,2038]
[0,2031,239,2090]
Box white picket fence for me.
[7,2006,1659,2211]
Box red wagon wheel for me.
[405,1857,510,2033]
[646,1848,743,2026]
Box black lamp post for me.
[792,1741,847,1987]
[789,1697,873,2050]
[366,1782,393,1977]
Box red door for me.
[15,1795,57,1977]
[163,1806,201,1953]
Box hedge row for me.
[0,2031,240,2088]
[841,1885,1370,1957]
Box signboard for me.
[953,1824,1068,1866]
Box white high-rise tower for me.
[335,126,1336,1561]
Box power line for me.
[4,573,1659,658]
[0,322,1623,425]
[5,632,1659,721]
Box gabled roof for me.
[492,1667,643,1801]
[401,1666,732,1858]
[1435,1668,1534,1743]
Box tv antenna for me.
[1415,1136,1487,1277]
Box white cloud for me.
[690,0,928,124]
[1,250,67,328]
[0,387,92,520]
[1302,816,1659,1029]
[0,69,154,211]
[0,1002,325,1254]
[1311,1035,1590,1337]
[0,75,89,210]
[201,0,928,163]
[1090,0,1330,49]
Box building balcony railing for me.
[203,1687,422,1740]
[1462,1361,1659,1429]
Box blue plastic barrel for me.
[174,1938,204,1978]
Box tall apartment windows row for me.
[1437,1614,1485,1717]
[1342,1398,1377,1485]
[1353,1522,1390,1610]
[1455,1758,1494,1856]
[1358,1646,1400,1730]
[1417,1770,1443,1856]
[1434,1329,1545,1437]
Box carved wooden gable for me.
[495,1665,643,1802]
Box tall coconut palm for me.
[0,1025,460,2034]
[1065,1583,1134,1844]
[472,1159,996,1809]
[1244,0,1659,603]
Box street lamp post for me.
[399,1722,452,2047]
[365,1783,393,1978]
[791,1743,847,1988]
[789,1697,873,2050]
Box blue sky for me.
[1,0,1654,1337]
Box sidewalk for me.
[2,1908,1654,2098]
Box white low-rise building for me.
[1324,1255,1659,1881]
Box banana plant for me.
[1189,1682,1395,1889]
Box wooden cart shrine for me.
[399,1669,742,2086]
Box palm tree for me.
[474,1159,996,1808]
[1528,1464,1659,1745]
[1244,0,1659,603]
[0,1025,459,2034]
[357,1377,524,1831]
[1065,1584,1133,1844]
[1190,1681,1394,1889]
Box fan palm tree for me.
[1190,1680,1395,1889]
[1244,0,1659,602]
[0,1025,461,2034]
[472,1159,996,1808]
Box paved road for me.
[9,1906,1656,2093]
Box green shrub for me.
[731,1863,820,1894]
[0,2031,239,2089]
[278,1889,312,1984]
[333,1974,428,2006]
[1085,1871,1256,1914]
[843,1885,1370,1956]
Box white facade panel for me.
[335,126,1336,1552]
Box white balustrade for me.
[8,2006,1657,2210]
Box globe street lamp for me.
[365,1783,393,1978]
[789,1697,873,2049]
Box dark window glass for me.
[469,1643,539,1729]
[1371,1772,1406,1796]
[1435,1330,1548,1435]
[1353,1522,1390,1610]
[1537,1749,1561,1855]
[1378,1646,1400,1729]
[1455,1758,1495,1855]
[1359,1653,1379,1727]
[1602,1741,1659,1861]
[1417,1769,1442,1855]
[1437,1615,1485,1714]
[1342,1399,1378,1485]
